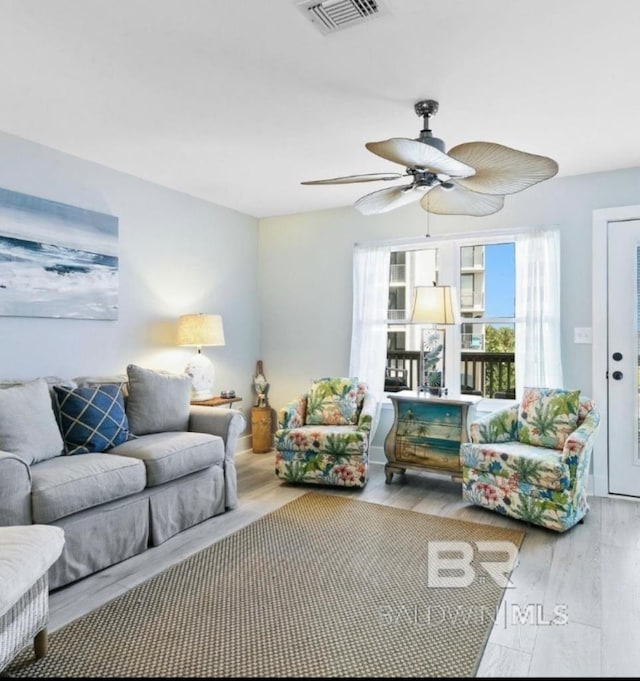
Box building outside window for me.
[385,239,515,398]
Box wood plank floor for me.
[47,450,640,677]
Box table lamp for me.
[410,284,460,396]
[177,313,225,400]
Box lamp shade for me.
[177,314,225,347]
[410,286,460,325]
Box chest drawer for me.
[397,400,463,427]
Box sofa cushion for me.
[74,374,129,397]
[305,377,359,426]
[109,431,224,487]
[31,453,146,524]
[0,378,64,465]
[518,386,580,450]
[53,384,131,455]
[460,441,571,491]
[125,364,191,435]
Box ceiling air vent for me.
[296,0,387,35]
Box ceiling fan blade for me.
[301,172,405,185]
[420,185,505,217]
[366,138,475,178]
[354,184,428,216]
[447,142,558,195]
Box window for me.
[384,238,516,398]
[351,227,560,400]
[459,242,515,398]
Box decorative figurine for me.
[252,360,269,408]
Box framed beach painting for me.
[0,187,118,320]
[420,327,445,393]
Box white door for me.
[607,219,640,496]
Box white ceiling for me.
[0,0,638,219]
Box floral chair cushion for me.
[275,425,368,456]
[305,377,359,426]
[517,387,580,450]
[460,441,571,491]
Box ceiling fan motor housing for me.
[417,130,445,153]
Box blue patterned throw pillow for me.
[53,384,130,455]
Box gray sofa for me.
[0,366,246,590]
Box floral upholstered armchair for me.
[274,377,378,488]
[460,387,601,532]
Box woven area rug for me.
[8,493,525,678]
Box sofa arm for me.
[188,406,247,510]
[469,404,520,443]
[0,451,32,525]
[562,407,601,467]
[189,406,246,456]
[357,392,378,433]
[559,406,601,504]
[277,395,307,429]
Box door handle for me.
[612,371,623,380]
[612,352,623,361]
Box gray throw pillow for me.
[125,364,191,435]
[0,378,64,464]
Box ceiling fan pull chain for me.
[425,196,431,238]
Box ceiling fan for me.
[301,100,558,217]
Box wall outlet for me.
[574,327,592,344]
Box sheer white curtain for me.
[515,228,563,398]
[349,244,391,400]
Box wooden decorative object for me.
[252,360,269,408]
[251,406,273,454]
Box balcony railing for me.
[460,351,515,398]
[385,350,515,398]
[461,333,485,350]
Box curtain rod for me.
[354,223,559,249]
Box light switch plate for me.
[574,327,592,344]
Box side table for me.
[190,396,242,409]
[251,406,273,453]
[384,391,481,484]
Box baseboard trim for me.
[236,434,252,454]
[370,445,386,465]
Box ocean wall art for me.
[0,187,118,320]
